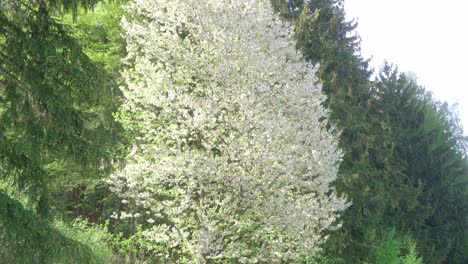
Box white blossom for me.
[109,0,349,262]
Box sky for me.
[344,0,468,134]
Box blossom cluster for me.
[109,0,348,261]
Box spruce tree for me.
[0,0,119,261]
[373,65,468,263]
[270,1,467,263]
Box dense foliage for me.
[0,0,120,261]
[270,1,467,263]
[0,0,466,263]
[109,0,346,261]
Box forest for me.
[0,0,466,263]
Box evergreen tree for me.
[56,0,126,223]
[0,0,120,261]
[372,64,467,263]
[270,1,384,262]
[270,1,467,263]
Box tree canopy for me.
[0,0,466,263]
[109,0,347,261]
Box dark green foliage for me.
[270,1,383,262]
[0,0,466,262]
[270,1,467,263]
[371,65,467,263]
[0,0,117,211]
[0,0,122,262]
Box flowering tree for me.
[109,0,348,261]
